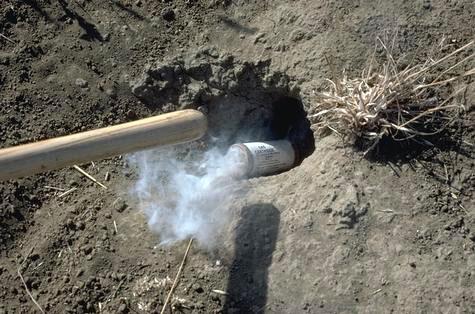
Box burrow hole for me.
[203,93,315,167]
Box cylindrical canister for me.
[228,140,296,177]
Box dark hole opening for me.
[270,96,315,165]
[206,94,315,166]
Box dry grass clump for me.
[310,39,475,154]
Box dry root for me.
[310,39,475,154]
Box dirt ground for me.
[1,0,475,313]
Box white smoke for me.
[128,143,247,248]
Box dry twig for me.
[18,247,45,314]
[160,238,194,314]
[73,165,108,189]
[0,32,15,44]
[58,187,77,198]
[44,185,66,192]
[310,39,475,153]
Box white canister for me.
[228,140,296,177]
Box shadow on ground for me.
[224,203,280,313]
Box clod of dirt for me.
[75,78,89,88]
[333,202,369,230]
[131,48,296,110]
[161,8,176,21]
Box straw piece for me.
[73,165,107,189]
[160,238,194,314]
[0,33,15,44]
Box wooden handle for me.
[0,109,207,181]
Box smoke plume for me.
[128,143,246,248]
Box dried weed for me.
[310,39,475,154]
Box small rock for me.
[409,261,416,268]
[161,8,175,21]
[117,304,128,313]
[75,78,88,88]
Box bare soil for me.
[1,0,474,313]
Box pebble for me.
[75,78,88,88]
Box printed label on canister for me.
[238,140,295,177]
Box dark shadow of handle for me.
[224,203,280,313]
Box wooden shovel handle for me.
[0,109,207,181]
